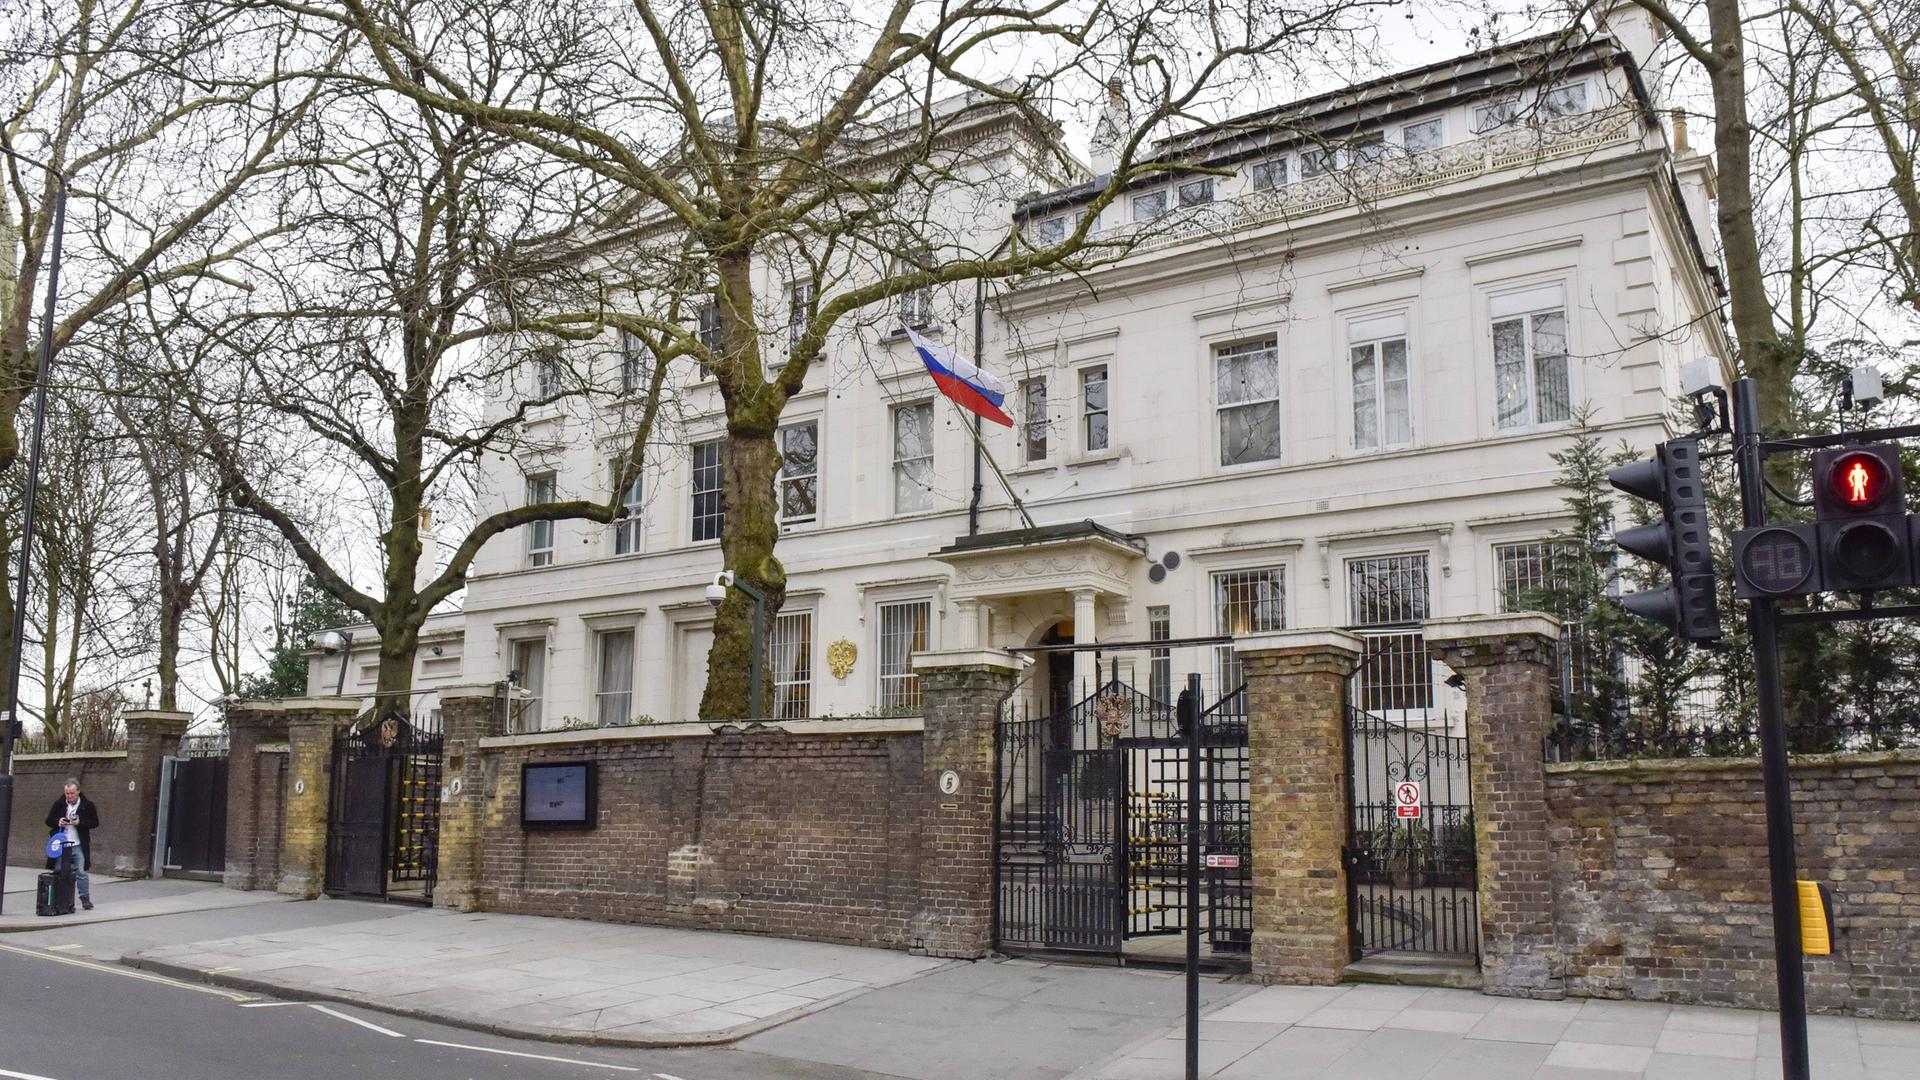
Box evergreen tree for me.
[1528,407,1708,754]
[238,575,359,700]
[1526,408,1636,748]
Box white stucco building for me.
[310,15,1732,732]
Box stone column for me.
[1424,613,1564,999]
[223,703,289,890]
[911,648,1024,959]
[1071,588,1098,693]
[118,710,192,877]
[279,699,362,899]
[1237,629,1365,984]
[953,599,980,650]
[435,683,509,912]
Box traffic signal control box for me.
[1797,880,1835,957]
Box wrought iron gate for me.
[995,671,1250,963]
[162,735,229,875]
[325,710,443,903]
[1344,632,1479,960]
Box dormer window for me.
[1402,118,1445,153]
[1350,133,1387,166]
[1178,178,1215,207]
[1300,147,1336,177]
[1248,157,1288,190]
[1473,100,1519,133]
[1131,190,1167,221]
[1541,82,1589,118]
[1031,215,1069,245]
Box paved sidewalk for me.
[1076,982,1920,1080]
[127,907,949,1046]
[0,866,289,932]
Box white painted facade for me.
[309,25,1733,732]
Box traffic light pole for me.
[1731,377,1811,1080]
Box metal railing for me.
[1546,711,1920,762]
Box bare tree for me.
[180,72,673,702]
[12,393,148,746]
[0,0,336,693]
[1775,0,1920,324]
[1599,0,1794,425]
[308,0,1395,718]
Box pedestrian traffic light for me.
[1733,442,1916,598]
[1608,436,1722,641]
[1812,445,1912,592]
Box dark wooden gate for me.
[325,711,442,903]
[162,736,229,875]
[995,670,1249,964]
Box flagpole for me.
[954,398,1038,531]
[970,281,985,535]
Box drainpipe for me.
[970,276,985,535]
[969,232,1017,535]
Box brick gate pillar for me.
[1424,613,1565,999]
[436,683,509,912]
[911,648,1024,959]
[1238,629,1365,985]
[223,702,289,890]
[119,709,192,877]
[279,699,363,899]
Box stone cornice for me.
[935,533,1139,602]
[225,697,365,714]
[1424,612,1563,646]
[912,648,1028,673]
[476,716,924,750]
[1233,627,1366,658]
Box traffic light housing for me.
[1812,445,1911,592]
[1733,443,1915,598]
[1609,437,1722,641]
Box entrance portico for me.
[932,521,1146,697]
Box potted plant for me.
[1379,821,1435,890]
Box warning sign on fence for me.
[1394,781,1423,819]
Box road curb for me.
[122,952,960,1049]
[0,893,295,933]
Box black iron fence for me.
[1546,711,1920,762]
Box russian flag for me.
[906,326,1014,427]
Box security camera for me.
[1681,357,1720,396]
[705,570,734,610]
[1851,365,1884,410]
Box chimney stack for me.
[1088,77,1132,177]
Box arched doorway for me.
[1039,621,1076,719]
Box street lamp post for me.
[0,144,69,914]
[705,570,767,720]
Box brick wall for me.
[477,725,926,950]
[1547,751,1920,1019]
[7,754,132,875]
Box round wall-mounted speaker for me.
[1147,563,1168,583]
[1161,551,1181,570]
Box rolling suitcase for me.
[36,868,74,916]
[37,839,76,916]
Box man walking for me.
[45,779,99,910]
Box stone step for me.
[1344,952,1482,990]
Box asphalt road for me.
[0,945,900,1080]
